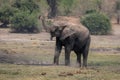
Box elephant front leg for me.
[65,47,71,66]
[53,41,62,65]
[53,49,61,65]
[83,38,90,67]
[74,50,81,67]
[83,46,89,67]
[83,53,88,67]
[76,54,81,67]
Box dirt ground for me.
[0,17,120,65]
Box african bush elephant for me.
[40,16,91,67]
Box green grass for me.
[0,53,119,80]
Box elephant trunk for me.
[40,16,54,40]
[40,16,51,32]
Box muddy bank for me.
[0,49,53,65]
[0,46,119,65]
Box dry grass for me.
[0,53,119,80]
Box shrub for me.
[85,9,97,14]
[58,0,74,16]
[11,11,40,33]
[12,0,39,14]
[0,5,15,27]
[81,12,112,35]
[10,0,41,33]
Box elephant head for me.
[40,16,75,40]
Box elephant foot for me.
[53,62,59,66]
[65,63,70,66]
[53,64,57,66]
[83,64,87,68]
[76,63,81,68]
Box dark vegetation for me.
[0,5,15,27]
[0,0,120,34]
[11,0,40,33]
[115,0,120,24]
[81,12,111,35]
[0,0,40,33]
[46,0,57,18]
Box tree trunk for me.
[46,0,57,18]
[117,10,120,24]
[117,16,120,24]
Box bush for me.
[81,12,112,35]
[10,0,41,33]
[0,5,15,27]
[12,0,39,14]
[11,11,40,33]
[85,9,97,14]
[58,0,74,16]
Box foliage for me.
[11,11,40,33]
[115,0,120,24]
[0,5,15,27]
[73,0,97,15]
[46,0,74,17]
[0,0,118,32]
[92,0,103,11]
[81,12,112,35]
[12,0,39,14]
[10,0,41,33]
[58,0,74,16]
[46,0,57,18]
[0,0,41,32]
[115,0,120,10]
[85,9,97,14]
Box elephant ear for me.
[60,27,75,40]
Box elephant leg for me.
[54,46,62,65]
[54,38,62,65]
[83,38,90,67]
[76,53,81,67]
[74,50,81,67]
[65,46,71,66]
[83,51,88,67]
[54,50,61,65]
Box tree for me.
[11,11,40,33]
[10,0,41,33]
[115,0,120,24]
[12,0,39,14]
[59,0,74,16]
[0,5,15,27]
[46,0,58,18]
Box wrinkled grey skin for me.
[40,16,91,67]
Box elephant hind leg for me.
[82,38,91,67]
[74,50,82,67]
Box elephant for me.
[40,16,91,67]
